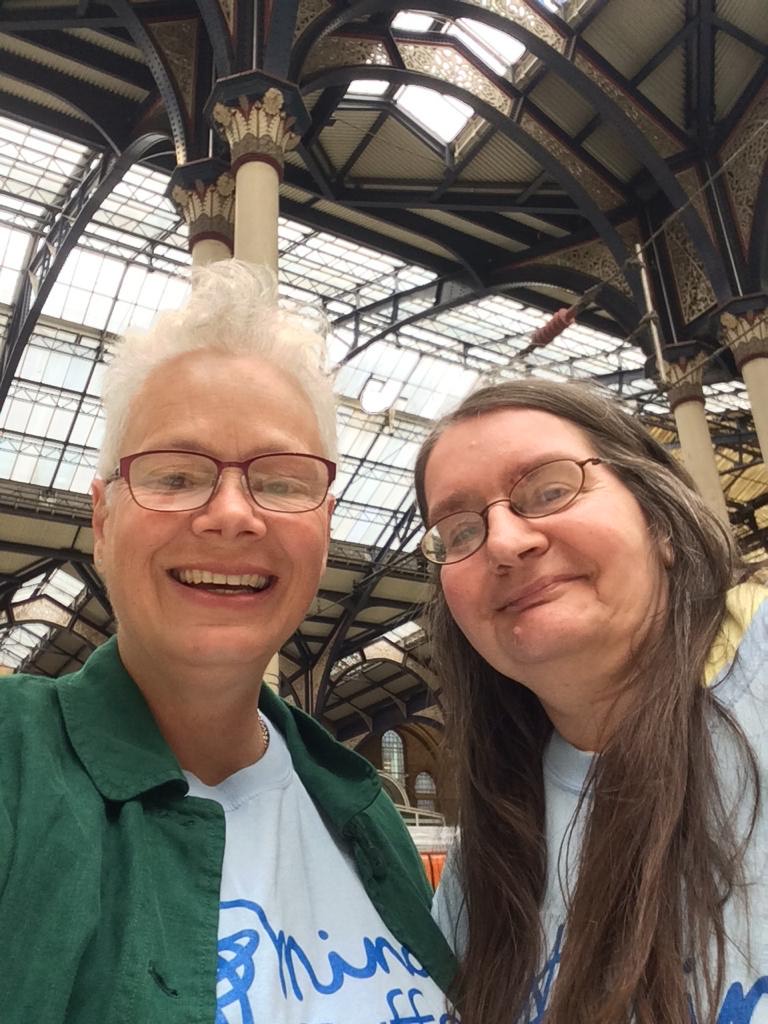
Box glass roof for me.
[0,112,760,665]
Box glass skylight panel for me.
[391,11,436,31]
[448,19,526,75]
[0,224,28,303]
[0,622,50,669]
[104,261,188,334]
[347,80,390,97]
[395,85,473,144]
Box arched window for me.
[414,771,437,812]
[381,730,405,786]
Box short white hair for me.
[97,259,337,477]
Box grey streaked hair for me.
[97,259,337,477]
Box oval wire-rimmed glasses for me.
[421,457,603,565]
[106,450,337,514]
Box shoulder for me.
[708,583,767,701]
[0,670,63,729]
[432,841,468,956]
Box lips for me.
[496,574,580,612]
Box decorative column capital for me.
[205,72,310,178]
[169,158,234,252]
[661,351,709,411]
[720,309,768,372]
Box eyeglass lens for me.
[422,459,587,564]
[127,452,330,512]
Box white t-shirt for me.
[185,715,451,1024]
[433,623,768,1024]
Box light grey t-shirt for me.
[433,588,768,1023]
[185,715,450,1024]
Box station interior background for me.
[0,0,767,873]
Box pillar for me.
[207,76,310,273]
[721,310,768,466]
[663,354,730,525]
[169,158,234,266]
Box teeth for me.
[174,569,269,590]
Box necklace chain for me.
[258,711,270,754]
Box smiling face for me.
[92,349,333,686]
[423,408,666,734]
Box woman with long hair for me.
[414,378,766,1024]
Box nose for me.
[191,468,268,541]
[483,501,548,569]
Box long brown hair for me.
[414,379,759,1024]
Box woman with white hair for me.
[0,260,456,1023]
[414,378,767,1024]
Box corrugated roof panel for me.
[501,211,569,239]
[529,73,596,136]
[636,48,685,129]
[0,74,89,120]
[716,0,768,45]
[582,122,643,182]
[320,111,383,173]
[64,27,145,61]
[311,199,456,259]
[0,33,148,100]
[279,183,314,203]
[346,118,447,181]
[414,209,527,252]
[458,131,542,183]
[580,0,685,78]
[715,33,762,120]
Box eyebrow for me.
[427,451,586,523]
[137,440,295,458]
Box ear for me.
[91,478,109,567]
[325,494,335,543]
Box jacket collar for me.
[58,637,186,802]
[57,637,382,822]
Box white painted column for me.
[722,312,768,466]
[665,355,730,525]
[169,161,234,266]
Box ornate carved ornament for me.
[662,352,708,410]
[721,311,768,371]
[212,89,302,175]
[398,41,512,116]
[302,35,392,77]
[462,0,566,54]
[664,220,717,324]
[146,19,198,121]
[676,167,715,242]
[520,111,622,211]
[573,53,680,160]
[294,0,332,40]
[170,172,235,247]
[521,236,631,297]
[719,83,768,252]
[218,0,234,34]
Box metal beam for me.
[194,0,234,76]
[0,49,130,151]
[279,193,458,274]
[0,131,168,409]
[298,0,730,302]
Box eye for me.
[444,516,483,550]
[532,482,572,507]
[159,473,196,491]
[144,469,209,492]
[254,476,310,496]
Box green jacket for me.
[0,638,456,1021]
